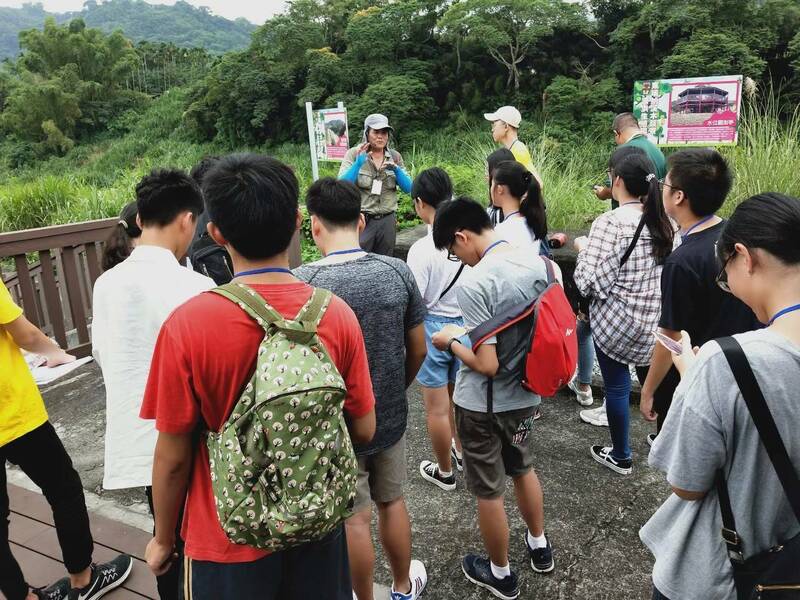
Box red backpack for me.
[469,258,578,399]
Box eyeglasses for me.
[658,179,681,192]
[715,241,733,293]
[447,233,462,262]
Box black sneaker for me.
[461,554,519,600]
[32,578,70,600]
[524,534,555,573]
[419,460,456,491]
[68,555,133,600]
[450,444,463,472]
[590,445,632,475]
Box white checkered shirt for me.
[574,205,668,365]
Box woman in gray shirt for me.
[642,192,800,600]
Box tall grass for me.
[1,87,799,237]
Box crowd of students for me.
[0,107,798,600]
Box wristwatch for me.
[446,337,462,354]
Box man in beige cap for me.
[484,106,542,187]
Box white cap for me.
[483,106,522,128]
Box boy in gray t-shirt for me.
[430,197,556,600]
[295,178,428,600]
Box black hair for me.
[609,146,674,263]
[486,148,515,207]
[612,112,639,132]
[305,177,361,228]
[667,148,733,216]
[718,193,800,266]
[203,153,299,260]
[102,201,141,271]
[492,160,548,240]
[190,156,221,186]
[432,196,492,250]
[135,168,204,228]
[412,167,453,209]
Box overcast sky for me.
[0,0,289,24]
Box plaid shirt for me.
[574,205,670,365]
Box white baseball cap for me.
[484,106,522,128]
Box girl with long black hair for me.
[102,202,142,271]
[485,148,515,225]
[573,145,675,475]
[490,160,548,255]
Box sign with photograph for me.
[313,107,349,161]
[633,75,743,146]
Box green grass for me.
[1,87,799,246]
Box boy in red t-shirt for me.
[140,154,376,598]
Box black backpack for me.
[189,212,233,285]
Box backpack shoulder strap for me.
[716,336,800,521]
[211,282,284,330]
[438,264,465,301]
[542,257,555,285]
[619,215,646,268]
[295,287,333,328]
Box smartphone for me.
[653,331,683,355]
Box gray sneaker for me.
[568,380,594,406]
[67,555,133,600]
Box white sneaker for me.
[579,400,608,427]
[567,379,593,406]
[391,559,428,599]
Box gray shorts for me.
[354,435,406,512]
[455,405,537,499]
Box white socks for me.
[438,466,453,478]
[527,530,548,550]
[490,561,511,579]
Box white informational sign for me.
[305,102,348,181]
[633,75,743,146]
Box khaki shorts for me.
[353,435,407,512]
[455,405,537,499]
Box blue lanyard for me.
[681,215,714,240]
[235,267,292,277]
[326,248,364,257]
[769,303,800,325]
[481,240,509,258]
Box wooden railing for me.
[1,219,117,358]
[0,219,302,358]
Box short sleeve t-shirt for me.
[640,329,800,600]
[605,134,667,187]
[659,221,759,344]
[406,226,465,319]
[455,248,549,413]
[140,282,375,564]
[494,215,541,256]
[295,255,427,455]
[508,140,543,188]
[0,282,48,448]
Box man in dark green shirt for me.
[594,112,666,209]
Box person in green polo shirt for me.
[594,112,666,209]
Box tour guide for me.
[339,113,412,256]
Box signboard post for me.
[633,75,743,146]
[305,101,349,182]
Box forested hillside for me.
[0,0,255,59]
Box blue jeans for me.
[576,318,594,385]
[595,346,648,461]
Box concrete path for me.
[16,361,670,599]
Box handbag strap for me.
[438,263,465,301]
[619,215,646,268]
[715,336,800,560]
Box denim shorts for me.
[416,315,466,388]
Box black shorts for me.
[455,405,537,499]
[181,525,351,600]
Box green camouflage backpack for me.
[206,282,358,551]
